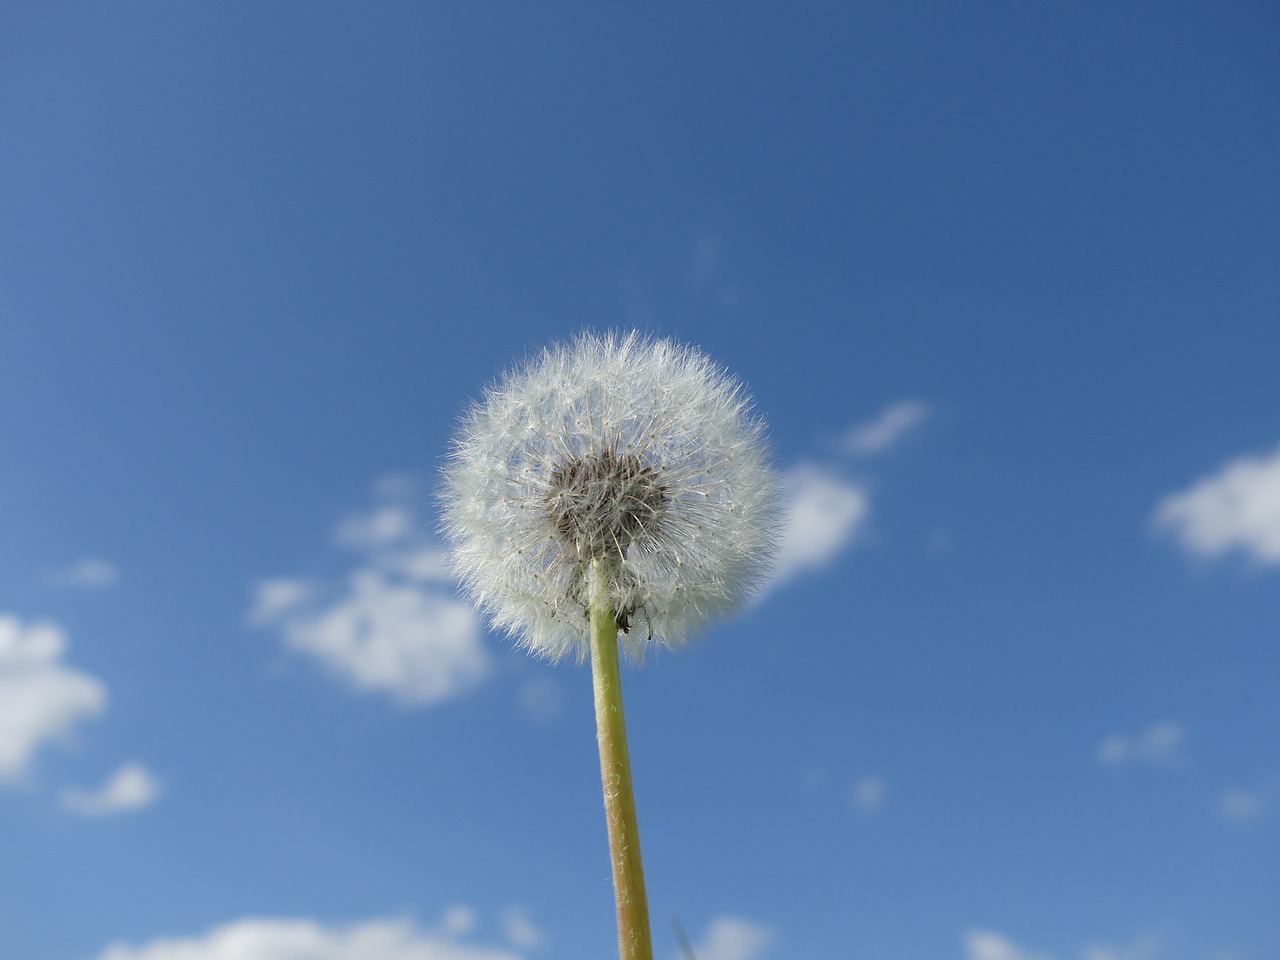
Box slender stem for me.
[588,557,654,960]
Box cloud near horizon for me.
[687,915,775,960]
[964,930,1159,960]
[0,615,107,783]
[93,914,525,960]
[1153,443,1280,566]
[965,929,1054,960]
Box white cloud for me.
[1096,722,1186,768]
[61,761,160,816]
[380,547,452,584]
[687,916,774,960]
[840,400,930,457]
[252,483,489,709]
[1153,444,1280,565]
[500,907,542,950]
[963,930,1054,960]
[47,557,120,589]
[0,615,107,783]
[1217,786,1267,822]
[272,571,487,708]
[440,906,477,937]
[851,775,886,814]
[335,506,416,551]
[766,465,870,590]
[248,578,315,627]
[964,930,1162,960]
[93,916,524,960]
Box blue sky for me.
[2,3,1278,959]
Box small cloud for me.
[963,929,1054,960]
[840,401,930,457]
[47,557,120,590]
[0,615,107,783]
[61,762,160,816]
[92,915,524,960]
[253,478,492,709]
[501,906,542,950]
[248,578,315,627]
[765,465,870,591]
[380,547,452,584]
[1217,786,1267,822]
[335,506,416,551]
[1096,722,1186,768]
[1152,443,1280,566]
[851,775,886,814]
[686,916,774,960]
[276,571,487,708]
[441,904,478,936]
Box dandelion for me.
[441,331,780,960]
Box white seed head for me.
[440,331,781,662]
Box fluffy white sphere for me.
[441,331,780,661]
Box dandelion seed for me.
[441,330,780,662]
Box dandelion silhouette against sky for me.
[442,331,780,959]
[441,331,780,662]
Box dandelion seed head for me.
[440,331,780,662]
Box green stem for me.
[588,557,654,960]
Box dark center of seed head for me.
[545,448,667,557]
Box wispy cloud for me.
[964,930,1159,960]
[840,400,930,457]
[1153,444,1280,566]
[1216,786,1266,822]
[441,905,478,936]
[964,930,1054,960]
[334,505,415,551]
[499,906,542,951]
[765,464,870,592]
[1216,777,1280,823]
[250,477,489,708]
[93,914,524,960]
[60,762,160,816]
[46,557,120,590]
[248,578,315,627]
[685,916,774,960]
[1096,722,1186,768]
[851,774,887,814]
[0,615,107,783]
